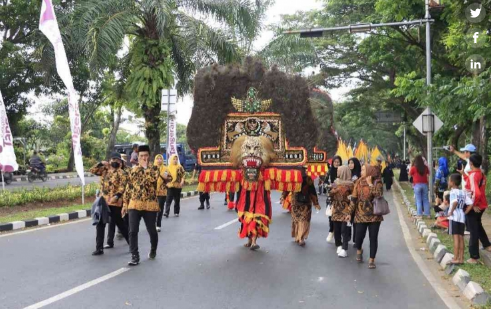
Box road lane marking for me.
[23,267,130,309]
[215,219,238,230]
[392,187,461,309]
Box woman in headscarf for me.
[399,159,409,182]
[324,155,342,243]
[348,157,362,248]
[330,166,354,258]
[348,157,361,182]
[347,164,384,269]
[154,154,169,231]
[433,157,449,201]
[382,163,394,191]
[164,154,186,217]
[282,168,321,246]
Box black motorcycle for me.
[1,172,13,185]
[27,164,48,182]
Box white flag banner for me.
[39,0,85,185]
[167,116,178,164]
[0,91,19,173]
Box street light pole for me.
[284,1,436,200]
[425,0,434,201]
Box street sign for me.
[375,111,402,123]
[412,107,443,135]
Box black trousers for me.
[96,206,129,250]
[156,196,166,227]
[466,209,491,259]
[165,188,182,215]
[329,216,334,233]
[128,210,158,256]
[355,222,381,259]
[199,192,210,205]
[333,221,351,250]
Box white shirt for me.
[449,188,472,224]
[462,158,471,190]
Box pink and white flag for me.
[0,91,19,173]
[39,0,85,185]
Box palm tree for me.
[74,0,270,157]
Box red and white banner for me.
[39,0,85,184]
[0,91,18,173]
[167,115,178,163]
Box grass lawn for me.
[394,169,491,299]
[0,185,199,224]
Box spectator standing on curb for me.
[409,155,430,219]
[123,145,160,266]
[449,144,476,189]
[130,144,139,167]
[90,152,129,255]
[433,157,449,201]
[463,154,491,264]
[447,174,471,265]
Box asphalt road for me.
[3,177,98,191]
[0,191,447,309]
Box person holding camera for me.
[449,144,476,189]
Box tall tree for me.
[74,0,271,158]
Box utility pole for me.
[285,0,437,200]
[425,0,434,201]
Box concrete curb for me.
[13,173,96,183]
[394,179,490,306]
[0,191,200,232]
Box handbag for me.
[325,204,332,217]
[372,179,390,216]
[373,196,390,216]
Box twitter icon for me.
[466,4,486,23]
[470,8,481,18]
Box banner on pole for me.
[0,91,19,173]
[39,0,85,185]
[167,116,178,163]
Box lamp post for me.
[285,0,438,199]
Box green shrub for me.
[0,183,98,207]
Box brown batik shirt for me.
[123,165,160,212]
[329,183,354,222]
[90,163,128,207]
[347,180,384,223]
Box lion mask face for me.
[230,136,275,170]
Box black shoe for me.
[198,205,204,210]
[92,249,104,256]
[164,213,169,218]
[148,249,157,259]
[224,201,227,206]
[104,244,114,249]
[128,254,140,266]
[206,201,210,209]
